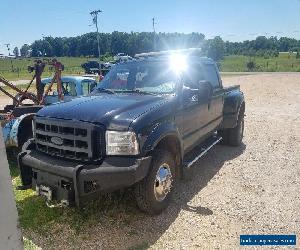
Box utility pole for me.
[152,18,156,51]
[4,44,14,71]
[90,9,102,75]
[42,34,47,56]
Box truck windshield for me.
[93,61,177,94]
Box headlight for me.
[106,131,139,155]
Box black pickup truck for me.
[19,49,245,214]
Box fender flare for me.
[9,113,35,147]
[142,122,183,159]
[221,93,245,129]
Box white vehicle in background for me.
[103,62,114,68]
[113,53,132,62]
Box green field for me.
[1,53,300,81]
[221,53,300,72]
[0,57,99,81]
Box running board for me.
[184,135,222,168]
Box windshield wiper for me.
[117,89,156,95]
[94,88,115,94]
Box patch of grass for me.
[23,237,41,250]
[6,149,20,177]
[9,164,20,178]
[0,56,112,81]
[221,54,300,72]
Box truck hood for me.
[36,93,169,130]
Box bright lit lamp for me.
[169,53,187,74]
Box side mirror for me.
[198,80,211,87]
[198,80,213,103]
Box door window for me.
[203,63,220,88]
[183,63,205,89]
[82,80,97,95]
[62,81,77,96]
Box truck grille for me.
[34,117,103,161]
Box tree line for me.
[18,32,300,61]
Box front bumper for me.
[18,149,152,206]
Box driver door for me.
[177,63,209,152]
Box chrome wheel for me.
[154,163,173,202]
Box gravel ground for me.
[5,73,300,249]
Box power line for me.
[90,9,102,74]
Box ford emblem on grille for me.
[51,136,63,146]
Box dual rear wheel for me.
[219,108,245,146]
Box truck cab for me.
[18,49,245,214]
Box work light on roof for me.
[169,53,187,74]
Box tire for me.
[228,114,244,146]
[134,149,176,214]
[219,110,244,146]
[18,121,33,150]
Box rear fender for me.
[221,91,245,129]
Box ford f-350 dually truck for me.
[18,49,245,214]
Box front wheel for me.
[134,149,175,214]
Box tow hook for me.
[36,185,70,208]
[46,199,69,208]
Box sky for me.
[0,0,300,55]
